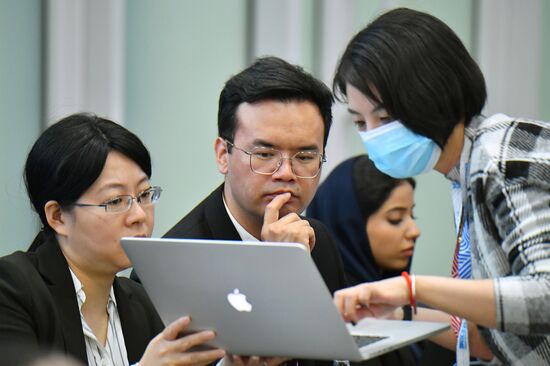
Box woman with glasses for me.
[0,113,225,366]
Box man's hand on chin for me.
[261,192,315,251]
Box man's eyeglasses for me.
[225,140,325,179]
[74,186,162,214]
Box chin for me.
[116,253,132,271]
[280,204,304,217]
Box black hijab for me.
[307,155,414,285]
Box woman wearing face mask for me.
[0,113,225,366]
[308,155,425,366]
[331,8,550,366]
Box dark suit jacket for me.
[164,184,347,294]
[0,237,164,364]
[151,184,346,366]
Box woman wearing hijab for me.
[308,155,417,285]
[308,155,422,365]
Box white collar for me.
[222,192,259,242]
[69,267,117,309]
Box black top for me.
[0,236,164,364]
[134,184,347,366]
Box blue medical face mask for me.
[359,121,441,178]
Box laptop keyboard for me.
[352,335,387,348]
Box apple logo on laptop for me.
[227,289,252,312]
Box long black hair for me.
[25,113,151,250]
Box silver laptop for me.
[121,237,449,361]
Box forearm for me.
[415,276,496,329]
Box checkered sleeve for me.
[484,120,550,335]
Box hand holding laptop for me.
[261,192,316,251]
[334,276,411,324]
[139,316,225,366]
[123,237,449,361]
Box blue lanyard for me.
[451,181,472,366]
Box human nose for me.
[272,156,296,180]
[406,219,421,241]
[126,197,149,224]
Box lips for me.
[401,247,415,256]
[265,190,297,197]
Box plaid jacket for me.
[446,114,550,365]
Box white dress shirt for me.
[69,269,130,366]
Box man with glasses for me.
[162,56,346,366]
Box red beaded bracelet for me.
[401,271,417,314]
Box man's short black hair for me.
[218,56,333,148]
[334,8,486,147]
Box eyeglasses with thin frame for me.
[74,186,162,214]
[225,140,325,178]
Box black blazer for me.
[163,184,347,294]
[154,184,347,366]
[0,237,164,364]
[159,185,455,366]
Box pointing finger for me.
[263,193,291,225]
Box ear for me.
[44,200,70,237]
[214,137,229,175]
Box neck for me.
[69,260,113,346]
[69,261,113,311]
[59,240,114,346]
[223,188,263,239]
[434,122,465,175]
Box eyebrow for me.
[347,104,385,116]
[386,202,415,214]
[386,207,408,214]
[96,176,150,194]
[251,139,320,152]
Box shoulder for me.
[304,217,347,291]
[0,251,55,335]
[164,185,234,240]
[0,251,41,287]
[164,205,209,239]
[164,194,214,238]
[470,115,550,185]
[472,115,550,162]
